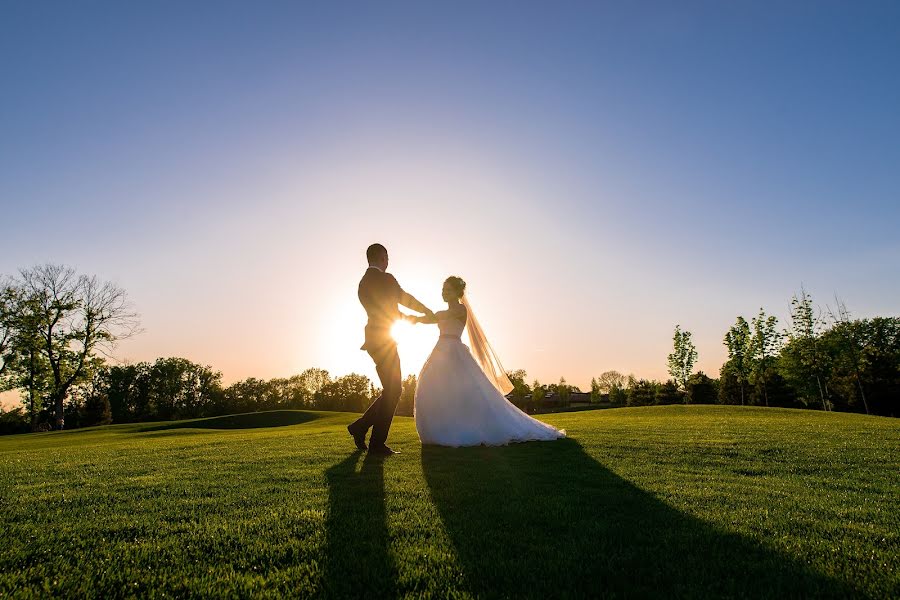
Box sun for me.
[391,318,438,376]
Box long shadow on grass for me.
[323,452,397,597]
[422,438,857,598]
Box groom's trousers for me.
[354,340,402,447]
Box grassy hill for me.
[0,406,897,598]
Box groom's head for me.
[366,243,389,271]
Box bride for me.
[408,276,565,447]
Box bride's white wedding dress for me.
[414,310,565,447]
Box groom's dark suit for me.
[352,266,428,449]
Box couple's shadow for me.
[323,439,852,598]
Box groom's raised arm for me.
[399,289,432,316]
[388,274,432,315]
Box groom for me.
[348,243,433,455]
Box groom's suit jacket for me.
[358,267,403,353]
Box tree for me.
[223,376,269,415]
[14,265,139,429]
[506,369,531,405]
[722,317,751,405]
[0,406,30,435]
[818,317,900,417]
[687,372,718,404]
[551,377,575,406]
[667,325,697,392]
[396,374,417,416]
[77,372,112,426]
[826,298,869,415]
[592,371,626,403]
[298,368,331,405]
[101,363,147,422]
[276,375,310,409]
[608,384,628,405]
[748,309,781,408]
[531,379,546,410]
[318,374,373,412]
[590,378,602,403]
[2,288,52,429]
[627,379,657,406]
[0,282,14,379]
[856,317,900,417]
[783,289,828,410]
[655,380,682,405]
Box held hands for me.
[403,309,433,325]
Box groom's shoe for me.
[347,423,367,451]
[368,444,399,456]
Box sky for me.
[1,1,899,402]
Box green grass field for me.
[1,406,897,598]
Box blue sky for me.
[1,1,898,390]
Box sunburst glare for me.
[391,318,439,377]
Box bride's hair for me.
[444,276,466,299]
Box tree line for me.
[2,265,898,434]
[594,288,898,417]
[717,289,899,416]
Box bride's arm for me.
[412,305,465,325]
[412,310,447,325]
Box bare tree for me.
[594,370,627,394]
[17,265,140,429]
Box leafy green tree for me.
[281,375,311,408]
[318,374,373,412]
[667,325,698,392]
[608,384,628,405]
[856,317,900,417]
[298,368,331,406]
[627,379,657,406]
[825,299,870,414]
[782,290,829,410]
[748,309,782,407]
[687,372,718,405]
[0,406,30,435]
[531,379,546,411]
[100,363,146,422]
[223,377,271,415]
[396,374,417,416]
[722,317,751,405]
[717,368,741,405]
[590,377,602,403]
[506,369,531,405]
[655,380,682,405]
[2,289,52,429]
[818,317,900,417]
[75,372,112,426]
[551,377,576,406]
[0,282,14,380]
